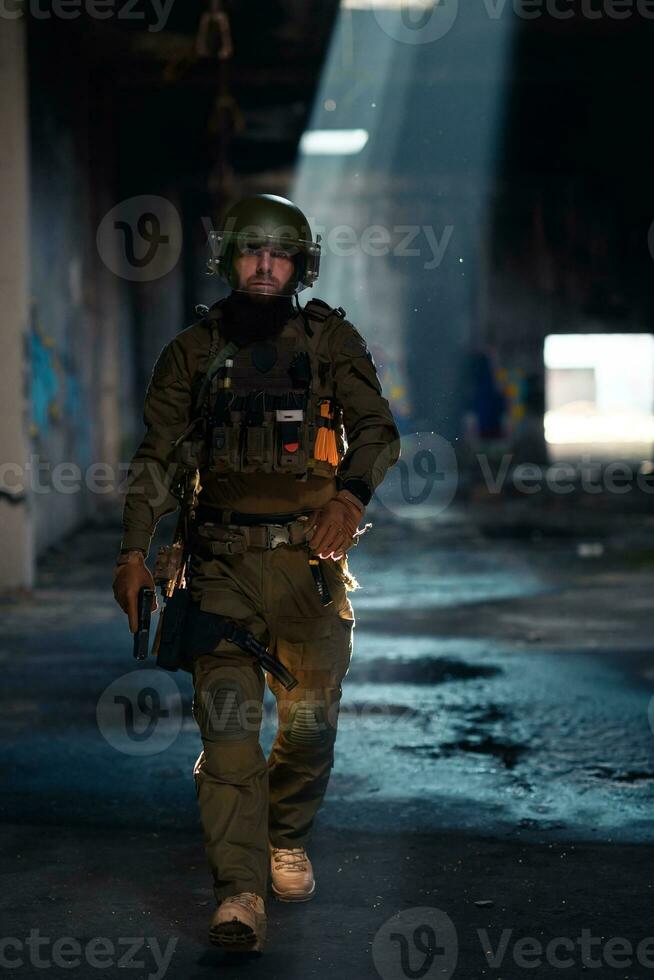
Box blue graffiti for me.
[29,329,58,433]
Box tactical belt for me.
[189,503,315,557]
[194,504,314,526]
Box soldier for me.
[112,194,400,954]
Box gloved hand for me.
[308,490,366,560]
[112,550,158,633]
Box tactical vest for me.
[175,298,348,482]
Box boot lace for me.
[271,847,309,871]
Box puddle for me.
[440,735,528,769]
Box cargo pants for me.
[187,542,355,903]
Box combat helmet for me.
[207,193,321,295]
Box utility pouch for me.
[189,523,248,557]
[243,423,274,471]
[157,586,192,672]
[241,392,270,473]
[229,405,245,470]
[274,407,306,473]
[209,424,235,472]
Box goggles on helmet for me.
[207,229,321,294]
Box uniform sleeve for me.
[329,319,401,504]
[119,338,193,556]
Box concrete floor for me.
[2,496,654,978]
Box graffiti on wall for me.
[28,302,92,470]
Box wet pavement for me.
[1,496,653,978]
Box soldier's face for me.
[233,245,296,300]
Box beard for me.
[218,288,295,345]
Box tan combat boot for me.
[209,892,267,953]
[270,846,316,902]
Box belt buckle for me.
[267,524,291,549]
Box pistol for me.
[133,586,155,661]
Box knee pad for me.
[193,679,256,742]
[284,699,332,747]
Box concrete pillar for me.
[0,21,32,589]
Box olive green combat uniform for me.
[120,297,400,902]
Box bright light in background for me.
[291,3,515,436]
[544,334,654,461]
[299,129,369,156]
